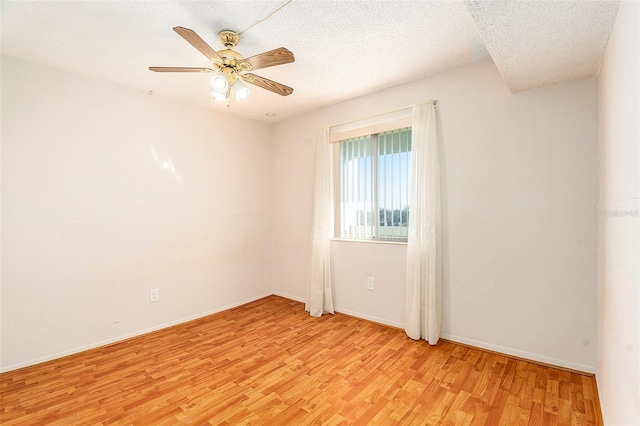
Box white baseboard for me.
[333,307,405,329]
[1,293,272,373]
[4,292,596,376]
[440,333,596,374]
[272,293,405,329]
[594,374,608,424]
[272,291,305,303]
[272,293,595,374]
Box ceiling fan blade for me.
[149,67,214,73]
[238,47,294,71]
[242,73,293,96]
[173,26,222,63]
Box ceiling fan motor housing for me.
[218,30,240,49]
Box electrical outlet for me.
[367,277,374,291]
[150,288,160,303]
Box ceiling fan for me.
[150,27,294,102]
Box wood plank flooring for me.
[1,295,602,425]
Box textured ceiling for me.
[465,0,620,93]
[0,1,619,122]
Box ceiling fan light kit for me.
[210,90,227,102]
[232,79,251,101]
[210,74,228,92]
[150,27,294,104]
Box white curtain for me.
[306,127,335,317]
[405,102,441,344]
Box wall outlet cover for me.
[150,288,160,303]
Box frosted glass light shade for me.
[210,91,226,102]
[210,75,228,92]
[233,80,251,101]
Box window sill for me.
[330,238,407,246]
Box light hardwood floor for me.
[1,295,602,425]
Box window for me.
[335,127,412,242]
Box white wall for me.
[0,51,606,379]
[596,1,640,424]
[273,59,599,372]
[1,57,273,371]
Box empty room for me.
[1,1,638,425]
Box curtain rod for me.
[328,100,438,130]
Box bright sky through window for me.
[339,127,411,241]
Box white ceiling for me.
[0,0,619,123]
[466,0,620,93]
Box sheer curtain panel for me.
[405,102,441,344]
[306,127,335,317]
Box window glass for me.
[338,127,411,242]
